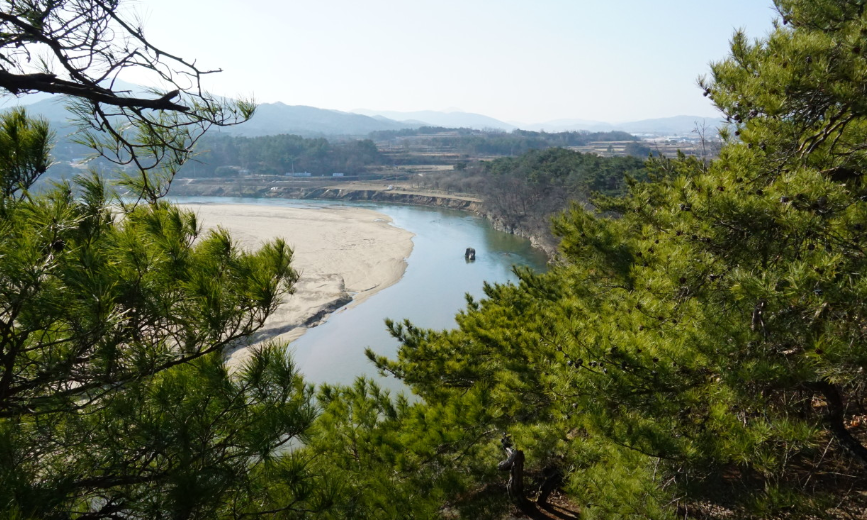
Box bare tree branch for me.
[0,0,255,201]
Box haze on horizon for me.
[48,1,782,125]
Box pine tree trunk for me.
[537,466,562,507]
[807,380,867,467]
[498,447,528,506]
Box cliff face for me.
[480,212,559,259]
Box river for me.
[171,197,548,392]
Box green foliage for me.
[0,108,53,199]
[361,1,867,517]
[0,108,330,518]
[308,378,511,520]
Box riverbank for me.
[171,180,559,259]
[171,179,482,211]
[177,203,414,368]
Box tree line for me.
[177,133,385,177]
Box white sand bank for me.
[177,203,414,367]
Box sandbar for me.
[177,203,414,367]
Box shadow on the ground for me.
[511,497,580,520]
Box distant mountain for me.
[8,98,420,138]
[517,121,613,133]
[223,103,417,137]
[614,116,724,135]
[2,81,725,138]
[353,109,516,131]
[0,91,55,107]
[519,115,723,136]
[511,118,611,132]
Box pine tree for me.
[0,107,339,517]
[307,377,515,519]
[0,1,336,516]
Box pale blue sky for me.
[130,0,778,124]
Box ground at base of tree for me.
[506,492,581,520]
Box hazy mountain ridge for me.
[353,108,518,131]
[357,108,723,136]
[4,86,722,138]
[225,103,418,137]
[519,115,724,135]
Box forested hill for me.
[435,148,647,252]
[476,149,646,248]
[478,146,647,196]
